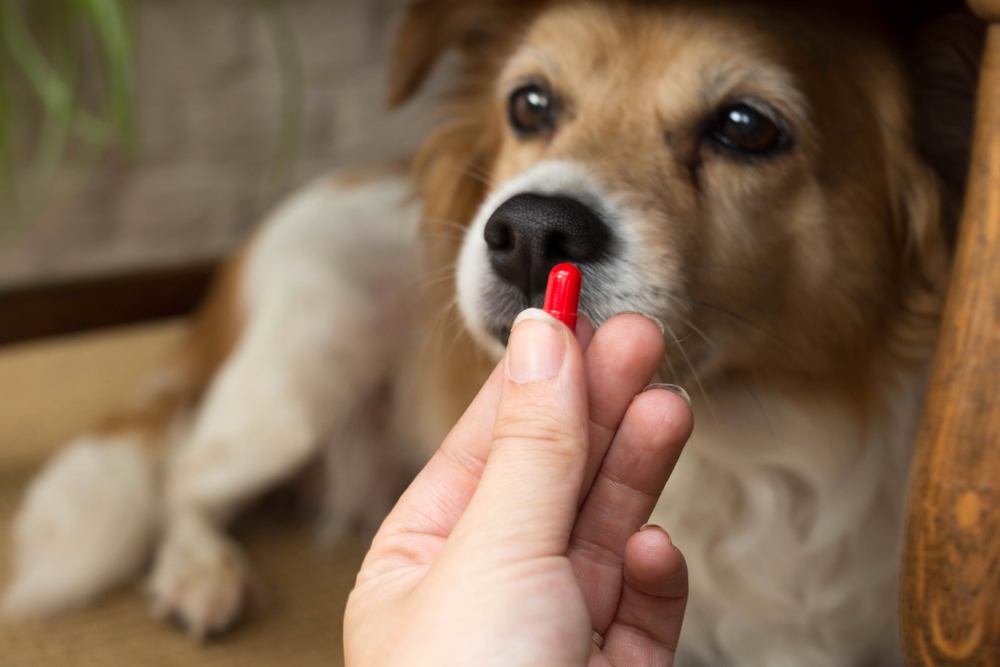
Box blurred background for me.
[0,0,449,340]
[0,2,449,664]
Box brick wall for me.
[0,0,449,288]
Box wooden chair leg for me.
[900,5,1000,665]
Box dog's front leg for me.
[149,265,405,638]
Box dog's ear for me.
[908,10,985,247]
[869,44,957,360]
[387,0,539,108]
[876,101,952,361]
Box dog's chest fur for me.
[654,377,924,667]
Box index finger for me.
[579,314,666,504]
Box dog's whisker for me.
[665,331,693,348]
[421,259,459,277]
[445,163,499,189]
[660,352,679,386]
[461,161,500,187]
[444,301,475,354]
[418,263,459,290]
[682,318,718,353]
[420,296,460,351]
[666,300,774,430]
[663,292,721,355]
[422,228,466,243]
[423,260,458,276]
[420,274,459,290]
[657,288,792,352]
[438,304,469,359]
[423,216,470,233]
[425,231,466,243]
[663,319,717,422]
[738,374,773,435]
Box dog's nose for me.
[483,193,610,304]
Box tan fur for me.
[399,0,952,421]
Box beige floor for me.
[0,321,364,666]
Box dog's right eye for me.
[508,84,556,137]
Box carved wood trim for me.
[900,20,1000,667]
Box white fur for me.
[149,173,421,634]
[656,377,922,667]
[3,437,157,617]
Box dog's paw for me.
[147,515,256,639]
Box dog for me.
[3,1,981,665]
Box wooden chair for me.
[900,0,1000,664]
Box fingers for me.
[577,311,596,352]
[580,314,666,505]
[446,309,589,561]
[601,527,688,667]
[568,387,692,631]
[367,310,596,566]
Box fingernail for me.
[617,311,665,336]
[640,523,671,544]
[508,308,566,383]
[643,383,692,408]
[578,310,594,330]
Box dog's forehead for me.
[504,2,808,118]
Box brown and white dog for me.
[3,1,982,665]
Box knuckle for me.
[492,408,583,461]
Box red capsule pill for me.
[543,263,582,332]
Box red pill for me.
[543,263,582,332]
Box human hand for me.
[344,310,694,667]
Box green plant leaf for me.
[0,0,137,225]
[0,6,20,221]
[71,0,138,154]
[257,0,303,190]
[1,2,74,127]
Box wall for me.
[0,0,448,288]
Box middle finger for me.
[568,386,693,632]
[579,313,667,505]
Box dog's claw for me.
[147,516,257,639]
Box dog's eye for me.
[709,103,785,155]
[509,84,555,137]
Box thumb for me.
[447,308,589,562]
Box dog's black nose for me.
[483,193,610,304]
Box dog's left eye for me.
[708,103,787,155]
[509,84,556,137]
